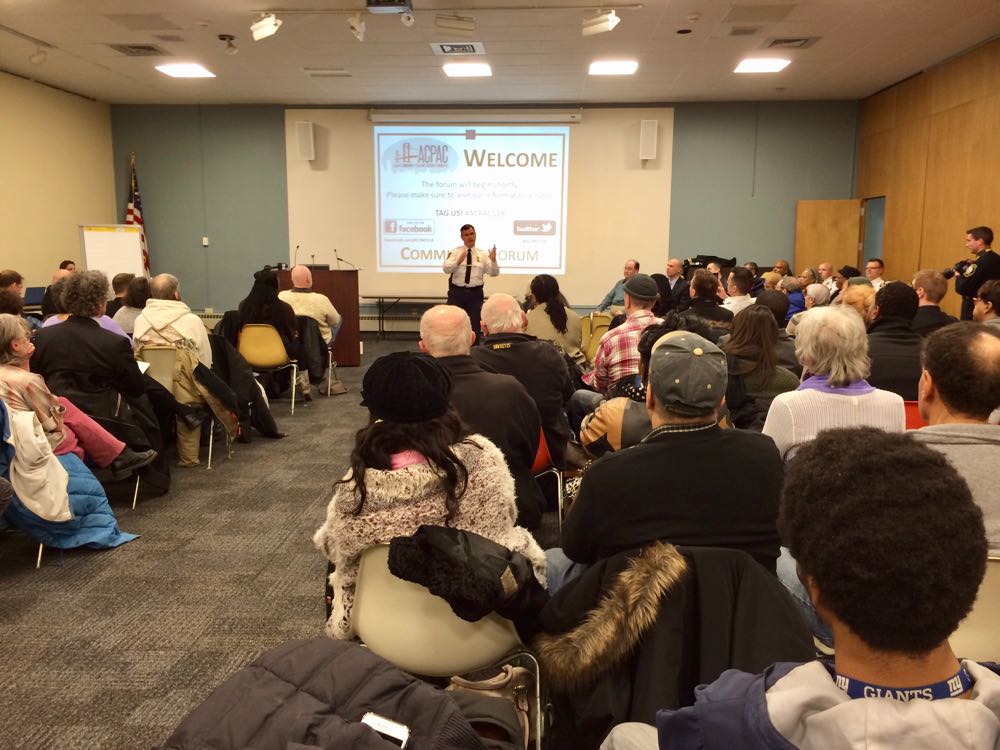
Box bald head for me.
[666,258,683,280]
[481,293,526,335]
[150,273,180,300]
[419,304,474,357]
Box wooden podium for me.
[277,269,360,366]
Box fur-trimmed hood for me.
[533,542,687,693]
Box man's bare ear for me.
[418,340,428,353]
[645,385,655,411]
[468,329,476,346]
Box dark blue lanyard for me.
[822,661,972,701]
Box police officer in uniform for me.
[954,225,1000,320]
[442,224,499,341]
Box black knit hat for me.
[361,351,453,423]
[623,273,659,301]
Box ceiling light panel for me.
[155,63,215,78]
[443,62,492,77]
[589,60,638,75]
[734,58,791,73]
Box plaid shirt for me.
[582,310,661,394]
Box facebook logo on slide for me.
[384,219,434,235]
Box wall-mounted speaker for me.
[639,119,658,161]
[296,121,315,161]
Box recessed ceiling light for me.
[155,63,215,78]
[443,62,492,78]
[589,60,638,76]
[734,57,791,73]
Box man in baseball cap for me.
[549,330,784,592]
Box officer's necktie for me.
[464,249,473,285]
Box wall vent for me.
[766,37,818,49]
[154,34,185,42]
[109,43,169,56]
[304,67,352,78]
[729,26,761,36]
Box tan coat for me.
[525,305,585,365]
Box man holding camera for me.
[954,226,1000,320]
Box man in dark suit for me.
[665,258,690,311]
[911,269,958,337]
[420,304,544,530]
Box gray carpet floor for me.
[0,337,449,749]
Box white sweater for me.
[762,388,906,461]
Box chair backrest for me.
[136,345,178,392]
[950,556,1000,662]
[531,428,552,474]
[903,401,927,429]
[586,313,611,364]
[353,545,522,677]
[238,324,289,368]
[580,314,593,352]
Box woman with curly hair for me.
[313,351,545,640]
[525,274,584,365]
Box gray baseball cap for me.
[648,331,727,415]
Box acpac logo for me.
[383,138,455,172]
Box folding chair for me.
[238,324,299,415]
[354,544,543,748]
[138,345,230,475]
[585,312,611,365]
[531,429,565,534]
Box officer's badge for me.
[964,263,977,277]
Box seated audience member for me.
[0,269,24,296]
[838,282,876,320]
[40,268,72,318]
[112,276,151,335]
[238,267,298,360]
[549,331,784,592]
[818,261,837,293]
[524,274,585,365]
[721,267,754,315]
[312,351,545,640]
[59,260,76,272]
[133,274,214,468]
[0,289,41,333]
[603,429,999,750]
[760,271,782,292]
[705,261,728,300]
[30,271,149,431]
[686,269,734,343]
[587,272,662,385]
[650,273,676,316]
[581,314,715,457]
[796,267,819,289]
[419,305,544,529]
[41,276,130,340]
[473,293,573,469]
[771,259,791,278]
[597,258,639,314]
[911,269,958,336]
[0,314,155,478]
[763,305,905,461]
[785,282,831,336]
[866,281,922,400]
[829,264,860,302]
[105,272,135,318]
[865,257,887,291]
[777,277,805,323]
[751,289,800,376]
[744,261,764,297]
[278,264,342,345]
[664,258,691,311]
[973,279,1000,329]
[723,305,799,429]
[913,322,1000,551]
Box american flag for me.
[125,152,150,273]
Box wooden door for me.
[794,199,862,273]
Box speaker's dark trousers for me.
[447,282,485,341]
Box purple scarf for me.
[797,374,875,396]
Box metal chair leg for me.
[290,364,297,416]
[132,474,141,510]
[207,416,215,470]
[36,543,43,569]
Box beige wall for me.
[857,39,1000,317]
[0,73,116,288]
[285,107,673,307]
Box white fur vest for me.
[313,434,546,640]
